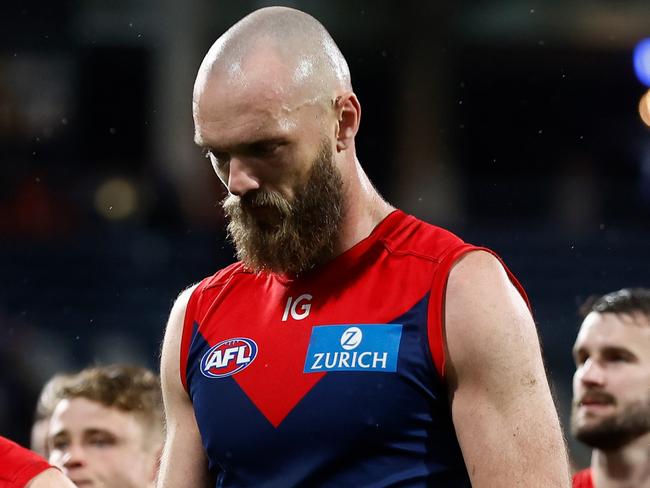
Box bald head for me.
[194,7,351,110]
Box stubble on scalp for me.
[222,141,344,275]
[193,6,352,113]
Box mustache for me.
[222,190,292,214]
[575,389,617,406]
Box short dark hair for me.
[579,288,650,320]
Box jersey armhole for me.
[0,436,52,485]
[179,278,211,393]
[572,468,594,488]
[427,245,530,380]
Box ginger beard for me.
[571,390,650,450]
[222,140,344,275]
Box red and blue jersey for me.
[180,210,527,487]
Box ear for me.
[334,92,361,152]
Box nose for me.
[60,444,87,471]
[577,358,606,387]
[226,157,261,197]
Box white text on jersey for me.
[282,294,312,321]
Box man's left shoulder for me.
[382,211,470,262]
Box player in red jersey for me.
[571,288,650,488]
[157,6,570,487]
[0,435,75,488]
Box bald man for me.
[158,7,570,487]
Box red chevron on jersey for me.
[179,209,529,486]
[196,304,327,427]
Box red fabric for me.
[426,244,530,377]
[573,468,594,488]
[180,275,214,392]
[181,210,529,392]
[0,436,52,488]
[177,209,532,483]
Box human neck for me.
[334,157,394,256]
[591,433,650,488]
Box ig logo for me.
[282,294,312,321]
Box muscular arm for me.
[157,285,211,488]
[444,251,570,487]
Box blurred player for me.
[47,364,164,488]
[30,373,71,457]
[571,288,650,488]
[158,6,570,487]
[0,435,75,488]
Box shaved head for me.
[191,7,364,274]
[194,6,351,111]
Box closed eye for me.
[245,141,284,158]
[50,438,69,450]
[85,430,117,448]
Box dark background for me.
[1,0,649,469]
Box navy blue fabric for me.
[186,294,471,487]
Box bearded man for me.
[157,6,570,487]
[571,288,650,488]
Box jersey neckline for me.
[273,209,407,285]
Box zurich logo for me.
[304,324,402,373]
[200,337,258,379]
[340,326,363,350]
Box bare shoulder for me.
[443,250,570,486]
[446,249,525,319]
[444,249,533,384]
[26,468,76,488]
[157,283,211,488]
[165,284,200,343]
[171,284,200,328]
[160,283,201,393]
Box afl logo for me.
[200,337,258,379]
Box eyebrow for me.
[194,136,288,153]
[82,428,117,436]
[572,344,637,360]
[49,427,116,440]
[601,345,637,359]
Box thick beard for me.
[222,140,344,275]
[571,396,650,450]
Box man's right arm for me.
[157,285,210,488]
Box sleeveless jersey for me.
[0,435,52,488]
[572,468,594,488]
[180,210,527,487]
